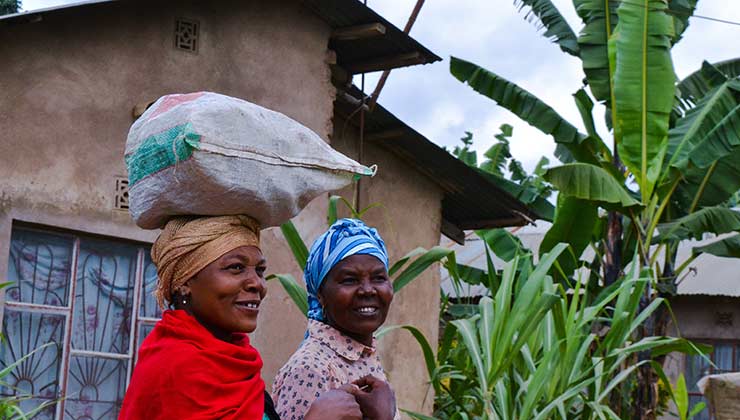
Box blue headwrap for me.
[304,218,389,322]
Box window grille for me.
[1,225,161,419]
[685,340,740,420]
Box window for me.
[1,225,161,419]
[685,340,740,420]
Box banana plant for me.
[268,195,453,316]
[450,2,739,415]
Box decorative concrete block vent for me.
[174,18,199,53]
[114,177,130,211]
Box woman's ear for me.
[178,280,193,297]
[317,290,325,309]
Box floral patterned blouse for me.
[272,319,400,420]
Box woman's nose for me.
[358,278,377,295]
[243,268,266,294]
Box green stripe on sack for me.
[126,123,201,186]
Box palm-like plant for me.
[450,1,740,416]
[400,244,707,420]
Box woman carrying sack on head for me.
[118,215,369,420]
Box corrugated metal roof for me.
[302,0,440,73]
[440,230,740,298]
[1,0,440,73]
[335,86,539,237]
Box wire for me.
[618,0,740,27]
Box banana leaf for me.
[573,0,619,103]
[657,207,740,241]
[473,167,555,221]
[666,80,740,173]
[450,57,608,165]
[544,163,642,212]
[613,0,676,201]
[513,0,580,56]
[674,152,740,212]
[692,233,740,258]
[540,196,598,277]
[678,58,740,106]
[668,0,698,45]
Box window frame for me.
[1,223,160,419]
[685,338,740,420]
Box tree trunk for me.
[604,211,623,286]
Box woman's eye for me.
[340,277,357,284]
[227,264,244,271]
[373,275,388,282]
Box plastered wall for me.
[1,1,444,417]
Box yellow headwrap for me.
[151,215,261,309]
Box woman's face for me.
[181,246,267,340]
[319,254,393,346]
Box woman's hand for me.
[351,375,396,420]
[304,384,364,420]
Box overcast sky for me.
[21,0,740,173]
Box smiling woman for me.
[273,219,399,420]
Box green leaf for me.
[450,57,599,164]
[573,88,600,140]
[668,0,698,45]
[375,325,438,393]
[544,163,642,211]
[613,0,676,201]
[667,80,740,172]
[573,0,619,103]
[658,207,740,241]
[692,233,740,258]
[688,402,706,419]
[476,229,525,262]
[678,58,740,107]
[675,373,689,420]
[474,168,555,221]
[513,0,580,56]
[327,195,341,225]
[279,221,309,269]
[266,274,308,316]
[392,246,453,293]
[540,196,598,276]
[388,247,427,277]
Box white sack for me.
[698,372,740,419]
[125,92,372,229]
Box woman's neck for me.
[183,308,233,342]
[324,319,373,347]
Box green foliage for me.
[399,243,709,419]
[0,0,21,15]
[450,0,740,288]
[449,1,739,415]
[450,125,555,221]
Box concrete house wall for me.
[0,0,441,415]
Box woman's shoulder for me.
[277,338,335,378]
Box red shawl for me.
[119,310,265,420]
